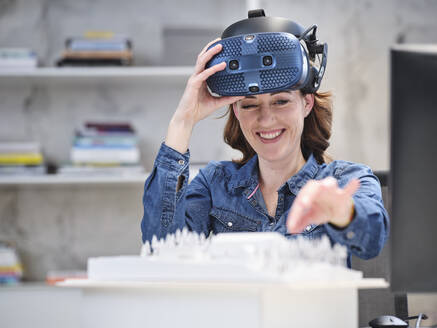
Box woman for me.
[141,39,389,267]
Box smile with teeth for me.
[257,129,285,140]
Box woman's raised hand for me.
[286,177,361,233]
[165,39,244,154]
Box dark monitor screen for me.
[390,45,437,293]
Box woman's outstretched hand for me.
[165,39,244,154]
[286,177,361,233]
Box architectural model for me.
[88,230,362,282]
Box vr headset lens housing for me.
[205,10,327,96]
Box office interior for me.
[0,1,436,327]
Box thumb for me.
[343,178,360,197]
[214,95,244,108]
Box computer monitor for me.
[390,44,437,293]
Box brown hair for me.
[223,91,333,165]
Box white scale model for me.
[88,230,362,282]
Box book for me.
[58,165,144,176]
[57,58,131,67]
[46,270,87,285]
[0,242,23,284]
[0,48,38,68]
[0,153,43,165]
[66,38,132,51]
[84,121,135,133]
[75,122,136,137]
[61,50,133,60]
[71,147,140,164]
[0,142,41,153]
[0,165,45,175]
[73,135,137,148]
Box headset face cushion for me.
[205,32,308,96]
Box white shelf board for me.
[0,282,54,290]
[59,278,389,290]
[0,174,149,186]
[0,66,193,84]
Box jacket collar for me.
[285,153,319,195]
[228,153,319,196]
[228,155,259,191]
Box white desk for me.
[60,278,388,328]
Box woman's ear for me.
[303,93,315,117]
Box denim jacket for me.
[141,143,389,267]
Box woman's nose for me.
[257,104,275,123]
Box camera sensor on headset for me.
[229,60,239,70]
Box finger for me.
[212,95,245,108]
[199,38,221,57]
[343,178,360,197]
[321,176,338,188]
[287,198,313,233]
[194,43,223,74]
[287,181,321,232]
[189,61,226,88]
[197,60,226,82]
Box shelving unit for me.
[0,65,195,185]
[0,62,173,284]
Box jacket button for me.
[178,159,185,165]
[346,231,355,239]
[305,225,312,232]
[227,222,233,227]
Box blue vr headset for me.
[205,9,327,96]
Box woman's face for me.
[233,90,314,163]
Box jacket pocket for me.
[209,207,258,233]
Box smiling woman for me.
[224,90,332,166]
[141,10,389,268]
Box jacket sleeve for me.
[141,142,213,243]
[325,164,390,260]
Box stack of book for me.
[46,270,87,285]
[0,242,23,284]
[59,121,143,176]
[0,48,38,68]
[0,142,45,175]
[57,31,133,66]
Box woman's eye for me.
[241,104,258,109]
[274,99,290,106]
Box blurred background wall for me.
[2,0,437,171]
[1,1,437,323]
